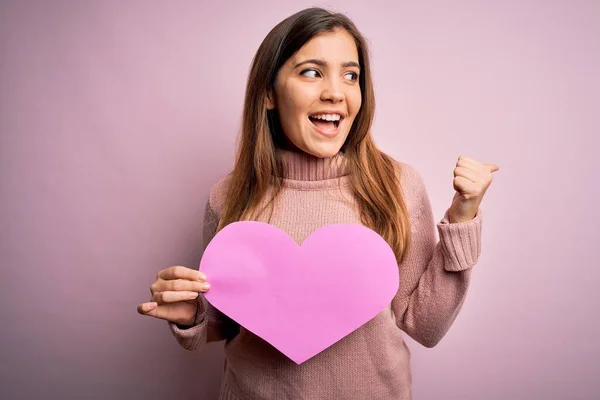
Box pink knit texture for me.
[169,150,482,400]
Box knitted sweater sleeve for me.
[167,199,239,350]
[391,164,482,347]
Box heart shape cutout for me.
[200,221,399,364]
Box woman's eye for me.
[301,69,321,78]
[345,72,359,81]
[301,69,358,81]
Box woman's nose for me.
[320,80,344,103]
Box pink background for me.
[1,1,598,399]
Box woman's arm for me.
[392,164,482,347]
[168,199,239,350]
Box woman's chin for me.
[304,144,343,158]
[285,135,345,158]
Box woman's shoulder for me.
[385,157,431,214]
[204,158,429,213]
[387,157,427,195]
[383,161,432,226]
[206,173,233,215]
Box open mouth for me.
[308,115,343,131]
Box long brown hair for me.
[217,7,411,263]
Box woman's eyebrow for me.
[293,59,361,69]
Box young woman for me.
[138,7,498,400]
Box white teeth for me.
[310,113,342,121]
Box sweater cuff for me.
[437,208,483,272]
[168,294,209,337]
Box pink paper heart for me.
[200,221,399,364]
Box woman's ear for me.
[265,90,276,110]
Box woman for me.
[137,7,498,399]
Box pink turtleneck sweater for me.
[169,150,482,400]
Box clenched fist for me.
[448,156,499,223]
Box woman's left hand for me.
[448,156,499,223]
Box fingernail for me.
[189,293,199,299]
[147,303,157,310]
[202,283,211,290]
[198,272,207,281]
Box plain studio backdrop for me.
[1,1,598,399]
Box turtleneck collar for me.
[278,149,349,180]
[275,149,351,190]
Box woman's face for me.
[267,28,362,158]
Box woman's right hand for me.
[137,266,211,327]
